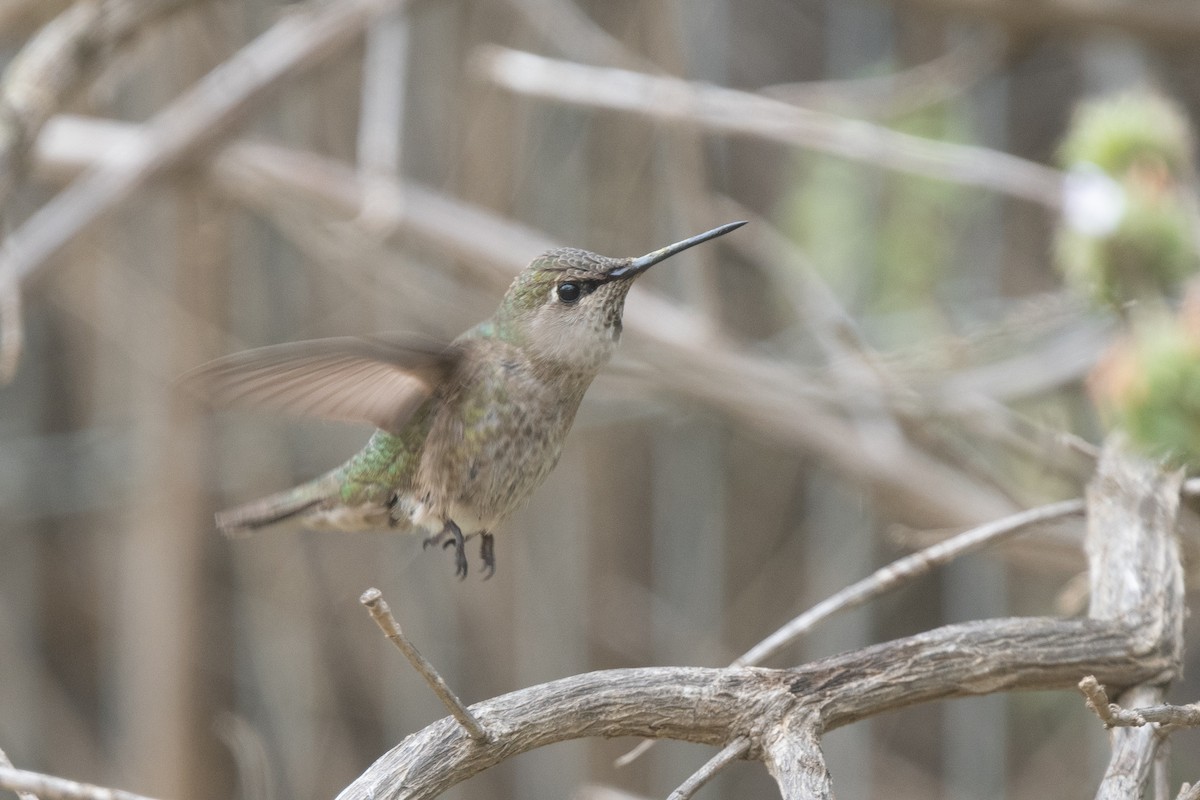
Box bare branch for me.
[499,0,651,71]
[732,498,1086,667]
[0,746,38,800]
[0,0,204,204]
[1179,781,1200,800]
[472,45,1065,208]
[881,0,1200,44]
[1084,443,1185,799]
[359,588,490,742]
[1081,677,1200,729]
[1097,686,1164,800]
[1081,675,1121,726]
[761,32,1005,118]
[612,740,653,769]
[335,436,1183,799]
[665,737,749,800]
[336,615,1173,800]
[0,0,404,378]
[761,710,832,800]
[0,766,160,800]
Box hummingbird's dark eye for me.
[557,282,583,303]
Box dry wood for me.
[360,589,490,742]
[0,766,160,800]
[666,737,749,800]
[473,45,1066,208]
[330,439,1183,800]
[1084,445,1184,798]
[732,498,1086,667]
[0,0,403,381]
[1081,676,1200,729]
[0,746,38,800]
[336,616,1175,799]
[880,0,1200,42]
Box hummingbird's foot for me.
[421,521,468,578]
[480,532,495,580]
[446,520,469,579]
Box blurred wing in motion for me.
[182,334,461,434]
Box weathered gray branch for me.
[667,737,750,800]
[334,440,1182,800]
[881,0,1200,43]
[0,0,404,380]
[1085,444,1184,799]
[0,765,160,800]
[0,746,38,800]
[360,589,490,742]
[335,615,1173,800]
[472,45,1065,209]
[732,498,1086,668]
[762,710,832,800]
[1081,677,1200,729]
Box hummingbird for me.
[188,221,746,578]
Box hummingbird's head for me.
[495,222,746,368]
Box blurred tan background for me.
[1,0,1199,798]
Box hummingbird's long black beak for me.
[608,220,747,279]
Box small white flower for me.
[1062,163,1128,237]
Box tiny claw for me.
[441,519,467,579]
[480,532,495,580]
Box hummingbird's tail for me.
[215,471,343,536]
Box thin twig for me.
[761,32,1005,118]
[614,739,654,769]
[1080,676,1200,729]
[473,45,1065,209]
[665,737,750,800]
[883,0,1200,43]
[733,498,1086,667]
[1081,675,1119,725]
[359,588,490,742]
[0,746,38,800]
[0,766,159,800]
[616,498,1086,767]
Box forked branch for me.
[336,440,1182,800]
